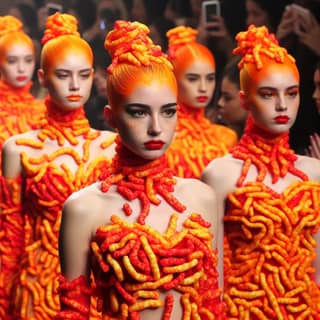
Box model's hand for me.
[307,133,320,159]
[295,12,320,56]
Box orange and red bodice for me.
[224,121,320,319]
[0,98,115,319]
[167,103,237,178]
[0,80,45,173]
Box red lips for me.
[274,115,289,124]
[67,95,82,102]
[144,140,165,150]
[196,96,208,103]
[16,76,27,81]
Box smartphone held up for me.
[202,0,221,24]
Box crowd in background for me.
[1,0,320,153]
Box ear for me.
[104,105,116,129]
[239,90,249,110]
[37,69,47,88]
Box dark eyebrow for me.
[259,85,299,90]
[186,72,215,76]
[125,103,177,109]
[55,68,92,73]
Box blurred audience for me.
[149,17,175,52]
[216,57,248,139]
[276,0,320,153]
[4,0,319,141]
[305,61,320,158]
[245,0,289,33]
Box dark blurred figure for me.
[85,43,114,131]
[68,0,96,34]
[305,61,320,158]
[245,0,289,32]
[126,0,167,24]
[197,0,246,89]
[149,17,175,52]
[216,57,248,139]
[276,0,320,154]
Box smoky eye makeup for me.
[124,104,149,118]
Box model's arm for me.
[0,137,24,314]
[201,168,225,290]
[201,157,237,290]
[200,182,222,286]
[2,136,23,178]
[56,190,95,319]
[59,192,94,281]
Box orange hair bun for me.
[233,25,294,70]
[42,13,80,45]
[166,26,197,59]
[0,16,23,38]
[105,20,172,74]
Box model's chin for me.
[10,81,28,88]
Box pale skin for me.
[178,60,216,109]
[2,51,116,179]
[202,64,320,284]
[59,82,221,319]
[0,43,35,88]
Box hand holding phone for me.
[202,0,221,25]
[46,3,63,16]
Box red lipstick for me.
[196,96,208,103]
[274,115,289,124]
[144,140,165,150]
[67,94,82,102]
[16,76,27,81]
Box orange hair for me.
[0,16,34,65]
[233,25,299,93]
[40,13,93,74]
[166,26,215,80]
[105,20,177,110]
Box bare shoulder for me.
[202,154,240,185]
[3,131,36,153]
[93,129,117,143]
[63,182,102,219]
[296,155,320,181]
[176,177,216,204]
[2,131,39,177]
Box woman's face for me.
[245,0,270,28]
[244,65,300,135]
[312,68,320,114]
[0,43,35,88]
[42,52,93,111]
[178,60,216,109]
[218,76,248,126]
[113,82,177,160]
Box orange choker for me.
[100,137,186,224]
[231,117,308,186]
[167,103,236,178]
[32,97,92,146]
[0,80,35,108]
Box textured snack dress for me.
[223,123,320,319]
[0,80,45,172]
[167,103,237,178]
[0,97,115,319]
[56,139,226,320]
